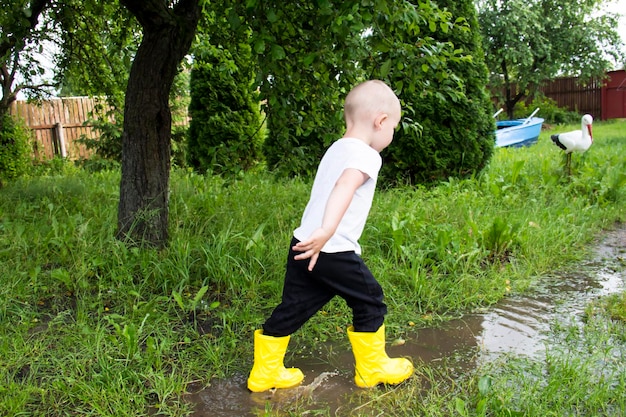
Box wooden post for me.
[55,122,67,158]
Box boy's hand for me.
[292,228,333,271]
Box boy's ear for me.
[374,113,388,130]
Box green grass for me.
[0,119,625,415]
[595,292,626,322]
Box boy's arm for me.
[293,168,369,271]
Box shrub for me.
[171,125,188,169]
[374,0,495,185]
[513,96,580,125]
[254,2,494,183]
[187,37,264,176]
[0,114,32,185]
[77,112,123,162]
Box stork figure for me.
[550,114,593,175]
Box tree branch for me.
[119,0,172,28]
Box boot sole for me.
[248,378,303,393]
[355,367,414,388]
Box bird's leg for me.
[567,153,572,176]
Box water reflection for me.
[188,229,625,416]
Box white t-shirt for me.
[293,137,382,255]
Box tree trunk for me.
[117,0,200,248]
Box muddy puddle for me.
[187,228,626,416]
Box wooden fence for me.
[505,70,626,120]
[539,76,603,118]
[8,97,108,161]
[491,70,626,120]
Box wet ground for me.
[187,226,626,416]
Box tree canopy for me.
[0,0,135,134]
[0,0,52,121]
[477,0,625,118]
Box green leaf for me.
[454,398,467,416]
[253,39,265,54]
[246,223,266,250]
[267,9,278,23]
[270,44,286,60]
[478,375,492,396]
[380,59,392,77]
[303,53,317,66]
[172,291,185,310]
[192,285,209,308]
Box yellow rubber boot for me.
[247,330,304,392]
[347,324,413,388]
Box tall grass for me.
[0,119,624,415]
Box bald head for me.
[344,80,401,126]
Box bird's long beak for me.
[588,125,593,142]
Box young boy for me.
[247,80,413,392]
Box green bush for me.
[171,125,188,169]
[375,0,495,185]
[261,82,344,178]
[0,114,32,185]
[187,37,264,176]
[253,1,494,184]
[244,3,366,178]
[77,113,123,162]
[513,96,580,125]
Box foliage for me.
[372,0,495,184]
[53,1,135,167]
[0,114,33,186]
[7,0,491,249]
[350,292,626,417]
[0,0,55,120]
[53,1,137,112]
[187,9,264,176]
[510,95,581,125]
[477,0,625,118]
[587,288,626,322]
[76,82,190,169]
[228,1,494,184]
[171,125,188,169]
[170,68,192,170]
[59,2,191,169]
[229,0,370,177]
[475,307,626,416]
[0,0,133,175]
[77,106,123,162]
[0,1,137,122]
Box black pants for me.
[263,238,387,337]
